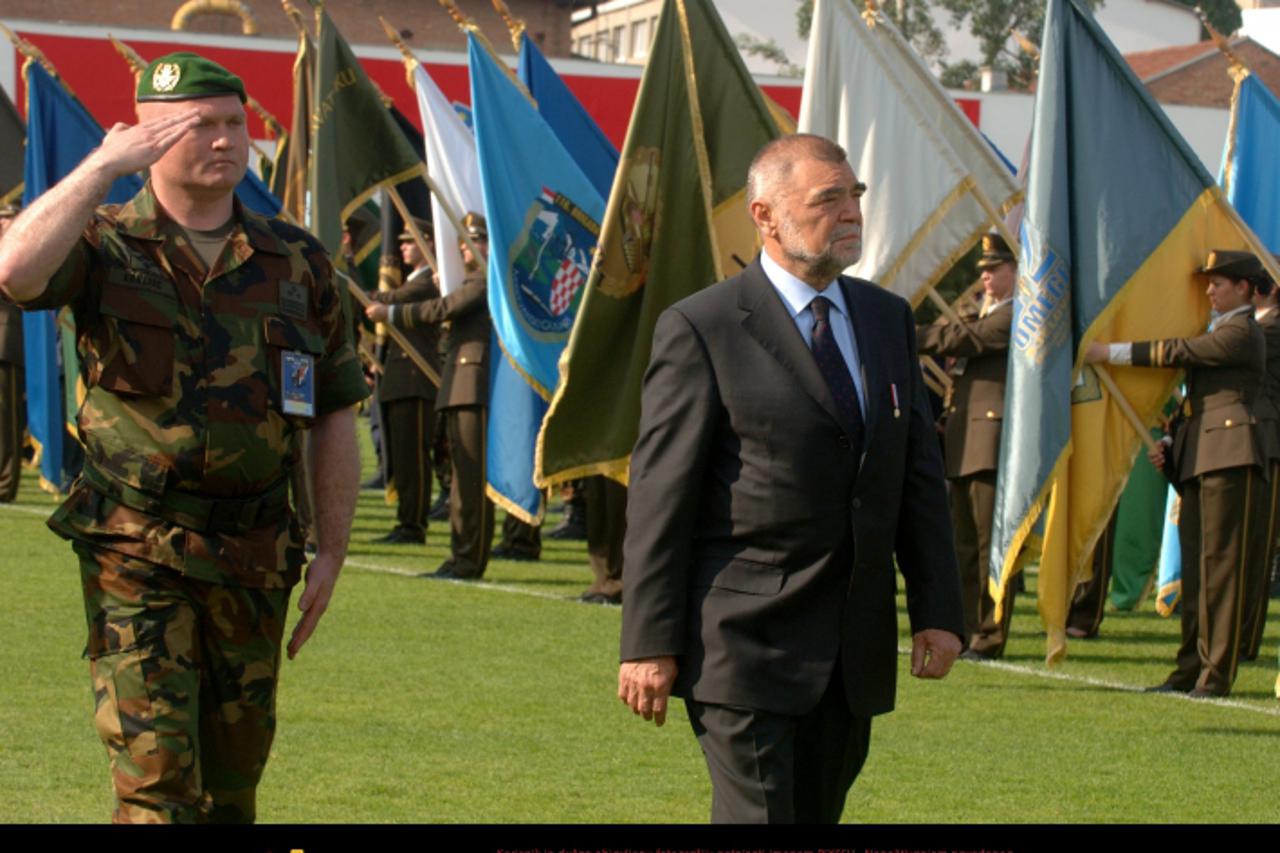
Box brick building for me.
[1125,37,1280,107]
[0,0,584,57]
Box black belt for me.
[82,464,290,536]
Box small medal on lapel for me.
[890,382,901,419]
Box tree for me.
[796,0,949,66]
[1172,0,1241,39]
[736,34,803,77]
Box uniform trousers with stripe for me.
[1169,465,1265,695]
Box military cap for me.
[398,216,433,243]
[136,52,246,103]
[1197,249,1263,281]
[975,232,1016,270]
[0,201,19,218]
[461,212,488,240]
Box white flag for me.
[798,0,1021,304]
[414,64,484,296]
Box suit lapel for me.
[738,260,850,432]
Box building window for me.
[631,19,650,58]
[612,24,626,60]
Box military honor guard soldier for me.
[0,53,370,821]
[366,213,494,580]
[370,217,443,545]
[1088,250,1268,698]
[916,232,1018,659]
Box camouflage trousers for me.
[74,541,289,824]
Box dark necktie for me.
[810,295,865,451]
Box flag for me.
[1155,485,1183,617]
[470,33,605,519]
[1219,71,1280,252]
[990,0,1254,664]
[412,62,483,296]
[272,19,314,225]
[22,60,142,493]
[517,33,618,199]
[798,0,1021,305]
[308,8,424,259]
[536,0,782,486]
[1107,426,1171,610]
[1,84,23,201]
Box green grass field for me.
[1,429,1277,824]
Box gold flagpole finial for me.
[107,34,146,78]
[1011,29,1040,61]
[281,0,309,38]
[490,0,526,52]
[861,0,881,27]
[0,22,73,97]
[437,0,476,33]
[1197,7,1249,80]
[379,15,421,90]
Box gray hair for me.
[745,134,850,207]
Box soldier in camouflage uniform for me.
[0,52,369,823]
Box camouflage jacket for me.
[19,183,369,587]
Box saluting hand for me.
[93,109,202,180]
[618,656,678,726]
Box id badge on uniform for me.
[282,351,316,417]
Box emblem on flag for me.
[508,185,600,339]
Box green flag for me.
[1,84,24,202]
[535,0,781,486]
[272,20,313,224]
[308,6,423,257]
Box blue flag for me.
[517,34,618,199]
[990,0,1247,663]
[469,34,605,520]
[1219,73,1280,252]
[22,61,142,492]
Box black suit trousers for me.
[686,661,872,824]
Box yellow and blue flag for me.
[469,34,604,521]
[22,60,141,493]
[991,0,1253,664]
[1220,72,1280,251]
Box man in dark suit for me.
[617,134,964,824]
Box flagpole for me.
[923,286,986,351]
[0,23,74,97]
[1092,365,1160,453]
[339,270,442,388]
[489,0,526,52]
[383,183,444,279]
[376,15,491,267]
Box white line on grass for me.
[5,504,1275,715]
[907,650,1280,718]
[344,558,590,604]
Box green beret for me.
[136,52,246,103]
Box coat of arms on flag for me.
[508,186,600,338]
